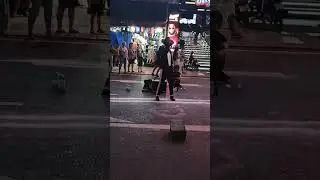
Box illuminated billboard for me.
[167,14,180,48]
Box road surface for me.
[212,48,320,179]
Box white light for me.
[155,27,163,33]
[197,9,205,11]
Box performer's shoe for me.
[170,96,175,101]
[155,95,160,101]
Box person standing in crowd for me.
[56,0,80,33]
[173,46,179,67]
[111,44,119,68]
[155,37,175,101]
[9,0,18,17]
[28,0,53,38]
[179,48,185,73]
[127,42,136,72]
[17,0,30,16]
[151,44,163,77]
[87,0,106,34]
[118,42,128,74]
[137,44,143,73]
[0,0,9,36]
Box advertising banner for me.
[167,14,180,48]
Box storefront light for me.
[155,27,163,33]
[130,26,135,32]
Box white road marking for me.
[0,115,131,123]
[110,97,210,105]
[111,80,204,87]
[213,117,320,127]
[227,48,320,55]
[110,123,210,132]
[225,70,296,79]
[0,102,24,106]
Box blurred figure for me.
[9,0,18,17]
[56,0,79,33]
[137,44,144,73]
[17,0,30,16]
[88,0,106,34]
[118,42,128,74]
[28,0,53,38]
[127,42,136,72]
[0,0,9,35]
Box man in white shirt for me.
[156,37,175,101]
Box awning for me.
[110,0,169,26]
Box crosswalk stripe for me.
[111,80,204,87]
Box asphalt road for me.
[212,49,320,179]
[110,73,210,125]
[0,39,109,180]
[213,50,320,121]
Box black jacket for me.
[158,45,173,70]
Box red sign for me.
[195,0,210,7]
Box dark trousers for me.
[28,0,53,35]
[156,68,174,96]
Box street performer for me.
[155,37,175,101]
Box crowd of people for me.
[110,41,144,74]
[0,0,109,37]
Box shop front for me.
[110,25,166,65]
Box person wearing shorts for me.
[56,0,79,33]
[87,0,106,34]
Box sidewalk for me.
[222,28,320,50]
[111,66,210,78]
[6,3,108,41]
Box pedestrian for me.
[56,0,80,33]
[127,42,136,72]
[118,42,128,74]
[212,10,231,87]
[0,0,9,36]
[28,0,53,38]
[218,0,242,38]
[137,44,143,73]
[9,0,18,17]
[110,44,119,67]
[87,0,106,34]
[173,46,180,69]
[155,37,175,101]
[151,44,163,77]
[236,0,249,28]
[17,0,30,16]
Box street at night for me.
[109,71,210,180]
[0,39,109,180]
[212,47,320,179]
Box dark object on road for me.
[169,120,186,142]
[142,78,166,94]
[101,77,110,96]
[52,72,66,93]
